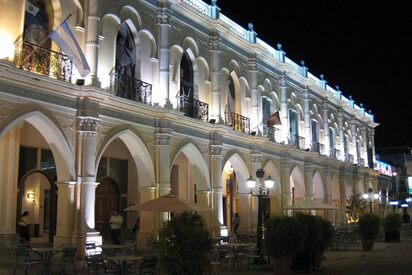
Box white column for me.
[322,100,329,155]
[350,118,357,162]
[0,128,21,244]
[338,109,344,160]
[305,164,314,200]
[303,88,311,149]
[54,181,76,247]
[249,153,261,232]
[361,125,368,166]
[209,29,223,123]
[72,114,101,255]
[85,0,100,86]
[248,53,259,133]
[209,131,223,237]
[157,0,172,108]
[280,73,289,143]
[323,167,333,222]
[280,159,292,212]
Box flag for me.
[267,110,282,126]
[48,19,90,77]
[25,0,39,16]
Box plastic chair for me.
[49,244,77,274]
[13,244,42,275]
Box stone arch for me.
[119,5,142,30]
[290,165,305,204]
[313,170,325,201]
[0,107,75,181]
[195,56,210,104]
[170,141,210,192]
[182,37,200,57]
[96,126,155,188]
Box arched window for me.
[180,52,193,97]
[262,98,271,135]
[115,22,136,100]
[289,109,298,144]
[23,0,52,47]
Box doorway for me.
[95,177,120,240]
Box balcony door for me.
[180,52,194,116]
[289,109,298,144]
[115,22,136,100]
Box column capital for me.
[279,72,287,87]
[248,52,257,71]
[154,133,171,146]
[157,0,171,24]
[209,29,220,51]
[250,153,262,164]
[281,159,292,169]
[209,144,222,156]
[76,116,99,132]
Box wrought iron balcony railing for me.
[358,158,365,167]
[224,110,250,134]
[330,148,341,160]
[288,134,305,150]
[312,142,326,155]
[177,95,209,122]
[267,126,282,144]
[110,73,152,105]
[14,41,73,82]
[345,153,354,163]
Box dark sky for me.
[210,0,412,148]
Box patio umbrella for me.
[283,199,338,210]
[124,193,211,212]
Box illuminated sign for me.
[408,177,412,195]
[374,160,393,177]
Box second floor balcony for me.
[267,126,282,144]
[14,41,72,82]
[312,142,325,155]
[330,148,341,160]
[358,158,365,167]
[289,134,306,150]
[345,153,354,163]
[177,95,208,122]
[224,110,250,134]
[110,73,152,105]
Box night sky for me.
[210,0,412,148]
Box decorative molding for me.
[209,145,222,156]
[76,117,99,132]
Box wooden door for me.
[95,177,120,240]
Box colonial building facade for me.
[0,0,382,250]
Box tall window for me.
[115,22,136,99]
[289,110,298,143]
[329,128,335,153]
[23,0,52,47]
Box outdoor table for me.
[107,255,142,275]
[220,243,252,269]
[31,247,58,275]
[100,244,127,256]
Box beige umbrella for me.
[124,193,211,212]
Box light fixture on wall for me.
[27,192,36,206]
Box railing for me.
[330,148,341,160]
[358,158,365,167]
[267,127,282,144]
[14,41,73,82]
[177,95,208,122]
[312,142,325,155]
[110,73,152,105]
[224,110,250,134]
[345,154,354,163]
[289,134,305,150]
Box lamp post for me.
[246,168,274,264]
[362,188,379,213]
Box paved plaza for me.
[1,234,412,274]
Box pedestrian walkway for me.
[2,235,412,274]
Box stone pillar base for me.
[72,231,102,258]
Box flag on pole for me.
[25,0,39,16]
[48,17,90,77]
[267,110,282,126]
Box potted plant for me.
[264,215,305,275]
[313,216,335,270]
[358,213,381,251]
[156,212,213,275]
[383,213,402,242]
[292,212,321,272]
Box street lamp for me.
[362,188,379,213]
[246,168,275,263]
